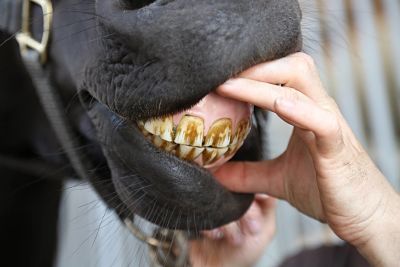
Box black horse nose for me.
[118,0,157,10]
[92,0,302,120]
[99,0,302,59]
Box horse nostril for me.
[118,0,157,10]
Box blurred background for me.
[259,0,400,265]
[56,0,400,266]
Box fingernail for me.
[224,78,236,85]
[255,194,270,200]
[246,219,262,235]
[275,97,295,110]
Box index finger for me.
[216,77,312,112]
[233,52,328,102]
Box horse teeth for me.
[202,148,217,165]
[152,135,164,148]
[163,142,177,152]
[144,119,160,137]
[139,116,251,167]
[213,147,229,163]
[226,120,251,156]
[159,117,174,142]
[226,140,244,157]
[144,116,174,142]
[151,135,177,152]
[203,118,232,148]
[176,145,204,161]
[202,147,229,165]
[174,115,204,147]
[137,120,145,129]
[232,119,251,146]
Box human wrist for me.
[356,190,400,266]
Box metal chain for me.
[124,218,192,267]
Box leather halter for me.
[1,0,91,181]
[0,1,191,266]
[0,0,86,177]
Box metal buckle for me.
[124,218,191,267]
[16,0,53,64]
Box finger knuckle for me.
[322,96,339,109]
[284,87,301,101]
[322,113,341,138]
[292,53,316,72]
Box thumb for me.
[212,159,285,199]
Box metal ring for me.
[124,218,171,249]
[16,0,53,64]
[124,218,191,267]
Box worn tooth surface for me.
[202,147,228,165]
[227,140,244,157]
[203,118,232,148]
[141,117,251,166]
[164,142,177,152]
[151,135,177,151]
[174,115,204,147]
[137,121,145,129]
[144,116,174,142]
[202,148,217,165]
[231,119,251,145]
[159,116,174,142]
[140,127,150,138]
[226,120,251,156]
[144,118,160,135]
[211,147,229,164]
[152,135,164,148]
[176,145,204,161]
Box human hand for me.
[214,53,400,266]
[190,195,275,267]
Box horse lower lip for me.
[87,98,255,230]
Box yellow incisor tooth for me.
[203,118,232,148]
[144,116,174,142]
[152,135,164,148]
[137,121,145,129]
[227,120,251,156]
[144,118,159,135]
[176,145,204,161]
[202,147,229,165]
[159,116,174,142]
[138,122,151,137]
[174,115,204,147]
[152,136,177,152]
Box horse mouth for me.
[137,92,252,170]
[84,88,255,231]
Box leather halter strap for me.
[0,0,91,181]
[0,0,23,35]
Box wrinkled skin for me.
[0,0,301,265]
